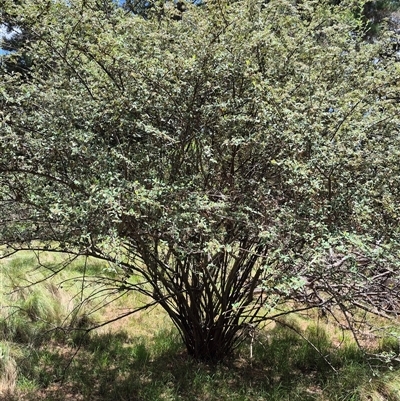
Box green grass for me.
[1,251,400,400]
[5,325,399,401]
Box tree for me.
[0,1,35,76]
[1,0,400,362]
[362,0,400,36]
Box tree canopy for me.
[1,0,400,361]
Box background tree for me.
[1,0,400,362]
[0,0,36,76]
[362,0,400,36]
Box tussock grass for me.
[0,342,17,396]
[357,373,400,401]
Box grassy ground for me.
[1,251,400,401]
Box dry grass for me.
[0,343,17,397]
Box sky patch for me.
[0,24,22,54]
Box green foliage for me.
[0,0,400,361]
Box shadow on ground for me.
[5,323,394,401]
